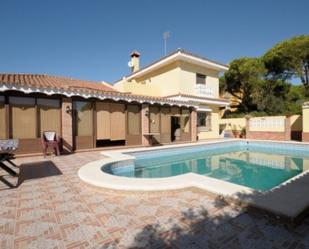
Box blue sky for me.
[0,0,308,83]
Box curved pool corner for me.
[78,139,309,222]
[78,140,254,195]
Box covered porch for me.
[0,75,197,155]
[166,93,229,140]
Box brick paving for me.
[0,151,308,249]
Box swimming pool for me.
[78,140,309,220]
[103,141,308,191]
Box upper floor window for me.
[196,73,206,85]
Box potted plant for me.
[240,127,246,138]
[231,125,240,138]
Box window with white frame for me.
[196,73,206,85]
[197,112,211,130]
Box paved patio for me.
[0,151,308,249]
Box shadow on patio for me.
[0,160,62,190]
[17,160,62,186]
[125,194,309,249]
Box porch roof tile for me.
[0,73,195,107]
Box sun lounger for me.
[0,139,19,176]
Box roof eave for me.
[180,53,228,72]
[0,83,195,108]
[120,51,228,82]
[167,94,230,107]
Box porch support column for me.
[191,108,197,142]
[245,116,250,139]
[5,100,10,139]
[284,115,291,141]
[141,104,150,146]
[302,102,309,142]
[61,98,74,153]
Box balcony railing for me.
[194,85,214,97]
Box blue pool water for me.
[105,141,308,191]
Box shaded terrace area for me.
[0,152,309,249]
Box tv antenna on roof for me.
[163,31,170,55]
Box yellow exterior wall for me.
[114,60,224,140]
[198,106,220,139]
[114,62,181,96]
[178,62,219,98]
[219,118,246,131]
[114,61,220,98]
[303,105,309,132]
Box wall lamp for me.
[66,105,72,114]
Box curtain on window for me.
[160,107,171,134]
[197,112,206,127]
[10,97,36,139]
[96,102,111,139]
[75,101,93,136]
[0,96,5,139]
[110,103,125,140]
[197,112,211,131]
[160,107,171,143]
[38,98,61,136]
[206,113,211,128]
[127,105,140,135]
[171,107,180,117]
[196,73,206,84]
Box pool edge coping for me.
[78,139,309,220]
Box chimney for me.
[130,50,140,73]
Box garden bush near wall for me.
[219,118,246,138]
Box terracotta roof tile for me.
[0,73,195,107]
[0,73,116,92]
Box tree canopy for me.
[223,57,266,112]
[221,35,308,117]
[263,35,309,95]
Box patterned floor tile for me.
[0,151,307,249]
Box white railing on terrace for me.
[194,85,214,97]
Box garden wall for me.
[246,116,289,141]
[220,114,303,141]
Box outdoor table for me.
[0,139,19,176]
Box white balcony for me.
[194,84,214,97]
